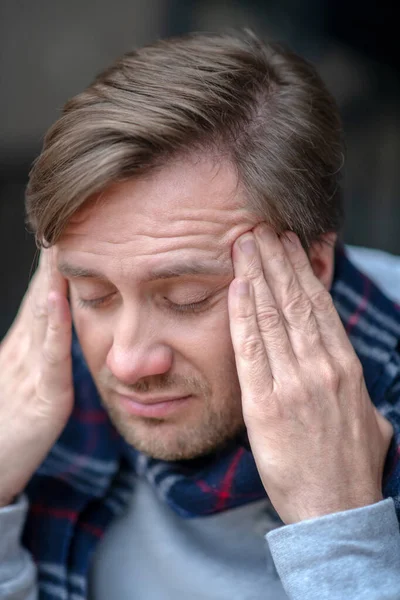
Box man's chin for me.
[119,427,238,461]
[130,435,243,462]
[98,387,246,461]
[108,411,246,461]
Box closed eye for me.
[77,293,115,309]
[165,297,210,314]
[76,294,212,314]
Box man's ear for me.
[308,233,337,291]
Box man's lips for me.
[115,392,191,405]
[115,393,193,418]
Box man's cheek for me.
[72,311,112,373]
[205,302,235,358]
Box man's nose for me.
[105,308,173,386]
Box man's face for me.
[57,157,257,460]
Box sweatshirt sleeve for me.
[0,495,37,600]
[266,498,400,600]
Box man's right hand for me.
[0,249,73,507]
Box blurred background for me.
[1,0,399,337]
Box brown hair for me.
[26,30,344,248]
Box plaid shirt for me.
[23,247,400,600]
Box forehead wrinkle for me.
[66,198,251,244]
[63,223,228,247]
[60,208,255,274]
[59,220,252,286]
[61,226,237,257]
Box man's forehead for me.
[58,157,258,278]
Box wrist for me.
[0,493,17,508]
[288,491,384,524]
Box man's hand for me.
[228,224,393,524]
[0,249,73,507]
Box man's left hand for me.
[228,224,393,524]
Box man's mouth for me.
[115,392,193,418]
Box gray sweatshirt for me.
[1,476,400,600]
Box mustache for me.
[99,370,211,396]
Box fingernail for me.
[239,236,256,256]
[236,279,250,296]
[256,224,276,241]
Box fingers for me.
[228,278,274,400]
[30,250,54,347]
[231,223,356,372]
[0,251,73,504]
[39,290,72,403]
[280,232,354,358]
[30,248,68,350]
[1,250,51,346]
[232,232,297,378]
[253,226,322,359]
[38,248,72,402]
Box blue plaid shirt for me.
[23,247,400,600]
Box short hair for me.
[26,30,344,248]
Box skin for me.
[0,250,73,507]
[57,157,256,460]
[229,227,393,522]
[0,154,393,522]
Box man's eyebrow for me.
[57,260,232,281]
[145,261,232,281]
[57,263,106,280]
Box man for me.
[0,31,400,600]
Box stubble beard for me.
[95,370,245,461]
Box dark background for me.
[1,0,399,338]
